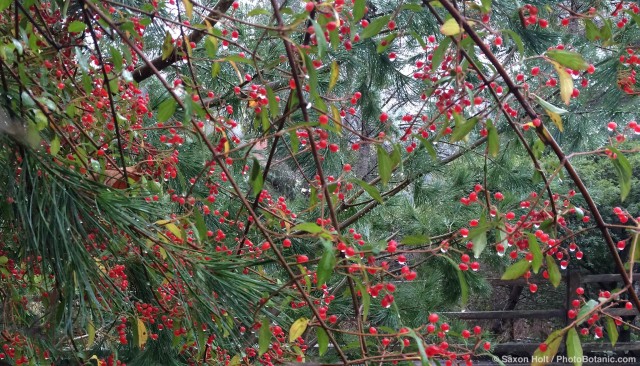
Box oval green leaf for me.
[501,259,531,280]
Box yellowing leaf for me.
[184,35,192,57]
[551,61,573,105]
[532,329,565,366]
[182,0,193,19]
[87,320,96,348]
[288,317,309,342]
[156,220,184,240]
[161,31,174,61]
[328,61,339,92]
[440,18,462,36]
[228,60,243,83]
[546,110,564,132]
[137,318,148,347]
[331,105,342,134]
[228,355,241,366]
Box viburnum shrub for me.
[0,0,638,365]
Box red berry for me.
[296,255,309,263]
[305,2,314,12]
[428,313,439,323]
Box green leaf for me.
[390,144,401,168]
[377,33,397,53]
[501,29,524,55]
[311,20,327,57]
[224,54,255,65]
[442,256,469,306]
[546,255,561,288]
[416,135,438,160]
[289,318,309,342]
[110,46,123,72]
[161,31,174,61]
[584,19,600,41]
[360,15,390,40]
[157,98,177,122]
[528,233,543,274]
[600,19,613,44]
[546,49,589,71]
[211,62,221,78]
[361,283,370,321]
[193,206,207,242]
[316,244,336,285]
[501,259,531,280]
[566,328,583,366]
[532,329,564,366]
[352,179,383,204]
[353,0,366,22]
[533,94,569,115]
[68,20,86,33]
[289,130,299,154]
[249,157,264,196]
[605,317,619,347]
[626,9,640,29]
[406,329,429,366]
[608,147,632,202]
[266,86,279,118]
[205,36,218,58]
[487,119,499,157]
[0,0,12,12]
[451,115,478,142]
[376,145,392,186]
[317,328,329,356]
[292,222,325,234]
[472,231,487,259]
[440,18,462,36]
[401,235,431,246]
[50,136,60,155]
[577,299,598,325]
[329,27,340,51]
[258,318,271,356]
[402,3,423,12]
[431,37,451,74]
[247,8,270,17]
[480,0,491,13]
[410,30,427,49]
